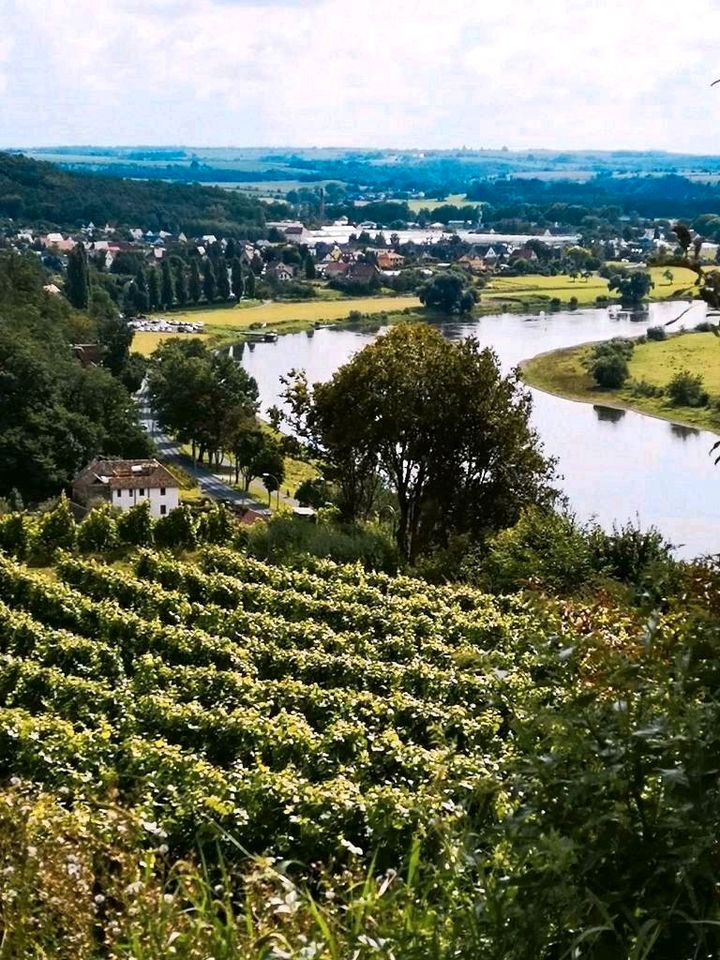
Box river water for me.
[240,300,720,559]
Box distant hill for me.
[0,152,290,235]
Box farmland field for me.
[484,266,698,306]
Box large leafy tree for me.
[231,428,285,492]
[148,339,259,463]
[284,324,555,559]
[418,272,477,314]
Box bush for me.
[588,520,676,592]
[479,508,595,594]
[667,369,708,407]
[33,494,76,558]
[646,325,667,341]
[245,517,399,573]
[584,338,634,389]
[116,501,154,546]
[295,477,332,509]
[77,506,118,553]
[154,504,197,549]
[628,378,664,398]
[0,513,31,559]
[196,503,233,545]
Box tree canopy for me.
[283,323,555,560]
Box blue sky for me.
[1,0,719,151]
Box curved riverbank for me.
[520,332,720,437]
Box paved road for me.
[136,383,270,514]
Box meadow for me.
[522,329,720,433]
[483,265,698,307]
[132,296,421,355]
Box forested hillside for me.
[0,152,289,233]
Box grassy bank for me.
[522,329,720,434]
[483,265,698,308]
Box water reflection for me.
[670,422,701,441]
[593,405,626,424]
[240,300,720,558]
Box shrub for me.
[0,513,31,559]
[646,325,667,341]
[667,369,708,407]
[628,378,664,398]
[196,503,233,545]
[154,504,197,549]
[568,296,578,308]
[584,338,634,389]
[245,516,399,573]
[694,320,713,332]
[588,520,676,592]
[479,508,595,594]
[33,494,76,558]
[295,477,331,509]
[77,505,118,553]
[116,500,154,546]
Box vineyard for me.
[2,543,720,957]
[0,546,623,863]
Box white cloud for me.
[1,0,720,150]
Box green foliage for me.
[245,517,400,572]
[65,243,90,310]
[283,323,555,560]
[667,368,709,407]
[116,500,154,546]
[231,428,285,493]
[646,324,667,341]
[77,505,118,553]
[154,504,198,550]
[587,520,676,592]
[584,338,634,389]
[481,507,595,593]
[0,512,31,559]
[295,477,331,509]
[197,502,234,545]
[608,269,654,304]
[418,272,477,314]
[33,494,76,557]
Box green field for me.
[132,296,421,355]
[522,329,720,433]
[407,193,468,213]
[484,266,698,307]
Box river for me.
[240,300,720,559]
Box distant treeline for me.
[0,153,291,233]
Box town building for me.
[72,458,179,517]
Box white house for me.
[73,458,180,518]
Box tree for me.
[230,258,244,300]
[231,428,285,493]
[608,270,653,305]
[189,259,202,304]
[305,256,316,280]
[160,259,175,309]
[244,269,256,299]
[202,259,217,302]
[147,339,259,464]
[673,223,692,258]
[98,314,133,377]
[418,273,477,314]
[133,265,149,313]
[147,268,160,311]
[584,338,634,389]
[65,243,90,309]
[216,257,231,301]
[173,258,188,307]
[283,324,554,560]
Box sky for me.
[1,0,720,152]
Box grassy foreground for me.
[522,329,720,433]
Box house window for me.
[160,504,167,516]
[116,489,122,498]
[160,487,166,496]
[139,488,145,496]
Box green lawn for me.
[522,330,720,434]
